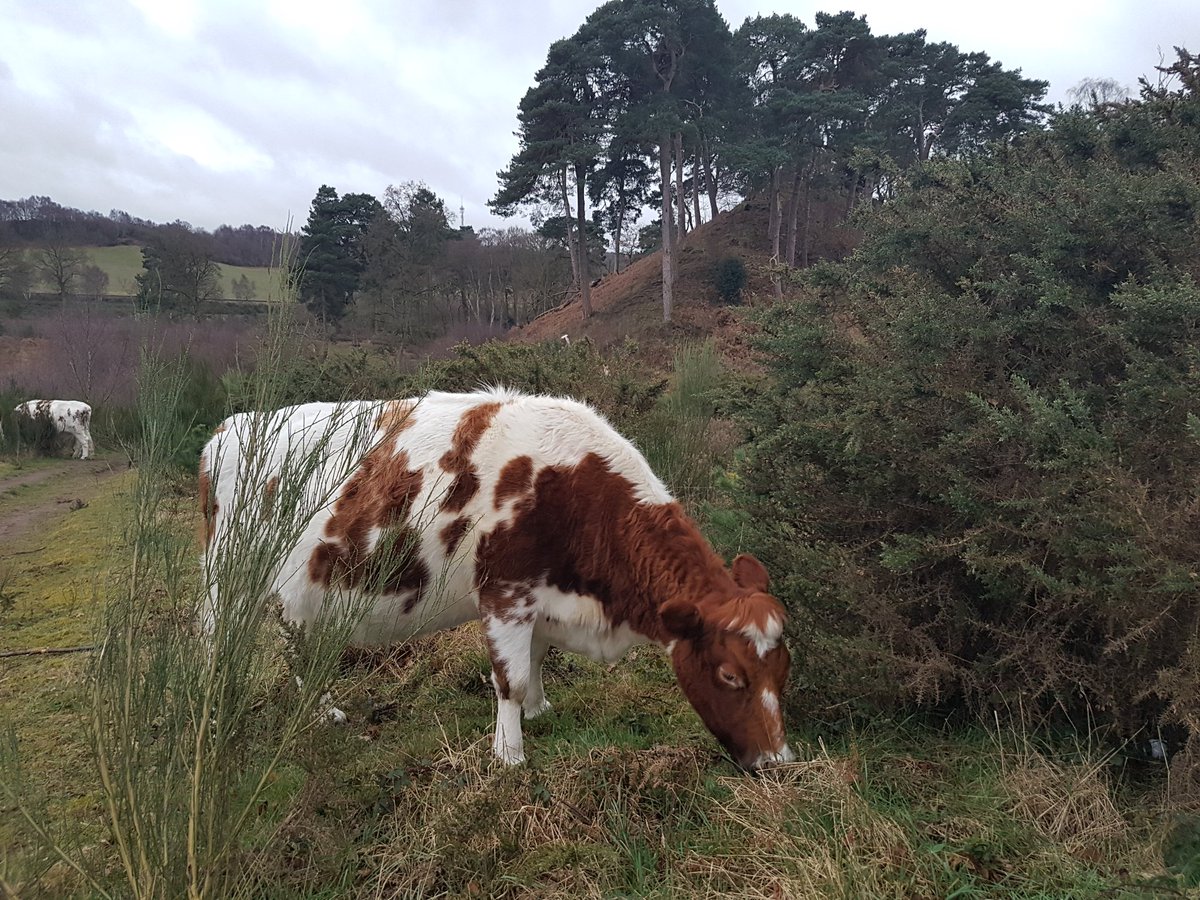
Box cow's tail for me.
[198,447,218,549]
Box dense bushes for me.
[721,52,1200,745]
[712,256,748,304]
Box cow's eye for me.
[718,666,746,689]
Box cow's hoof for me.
[523,698,552,720]
[492,741,526,765]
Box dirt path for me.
[0,456,125,553]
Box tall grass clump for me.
[1,246,434,897]
[635,341,722,505]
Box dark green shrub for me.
[721,52,1200,744]
[713,256,747,305]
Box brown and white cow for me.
[13,400,94,459]
[199,389,793,769]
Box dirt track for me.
[0,457,123,553]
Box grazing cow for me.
[14,400,94,459]
[200,389,793,769]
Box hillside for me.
[512,197,860,364]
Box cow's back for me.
[202,390,670,646]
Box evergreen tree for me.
[297,185,383,323]
[492,36,605,318]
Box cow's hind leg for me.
[523,629,552,720]
[276,602,348,725]
[483,611,536,764]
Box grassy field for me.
[0,456,1191,898]
[26,245,276,301]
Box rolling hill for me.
[42,245,277,301]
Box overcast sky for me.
[0,0,1195,234]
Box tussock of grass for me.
[1000,745,1129,855]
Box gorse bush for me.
[713,256,747,304]
[723,51,1200,748]
[226,334,669,439]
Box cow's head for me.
[660,553,794,771]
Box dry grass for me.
[1001,747,1129,856]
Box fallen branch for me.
[0,546,47,557]
[0,644,95,659]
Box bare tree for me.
[0,246,34,297]
[80,263,110,299]
[1067,77,1131,108]
[35,238,88,301]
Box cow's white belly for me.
[532,584,652,663]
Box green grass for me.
[0,476,1186,898]
[0,473,130,869]
[27,245,276,300]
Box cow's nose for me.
[747,744,796,771]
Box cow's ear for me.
[731,554,770,593]
[659,598,704,640]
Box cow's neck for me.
[586,499,733,645]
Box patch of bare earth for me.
[0,457,123,553]
[509,197,860,373]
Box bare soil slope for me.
[511,198,859,367]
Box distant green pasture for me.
[28,245,277,301]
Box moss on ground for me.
[0,471,130,864]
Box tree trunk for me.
[800,160,816,269]
[575,163,592,319]
[768,165,783,302]
[784,165,802,267]
[614,206,623,275]
[674,131,687,239]
[702,138,719,219]
[659,136,675,323]
[558,167,579,289]
[692,162,702,230]
[767,165,782,259]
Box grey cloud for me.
[0,0,1196,231]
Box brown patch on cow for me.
[375,399,417,435]
[213,422,227,435]
[440,515,471,557]
[198,451,218,547]
[261,476,279,522]
[472,450,791,767]
[443,471,479,513]
[307,442,430,602]
[474,452,729,635]
[493,455,534,509]
[438,401,502,513]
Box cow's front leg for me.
[523,630,552,720]
[483,612,535,764]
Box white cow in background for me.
[13,400,95,459]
